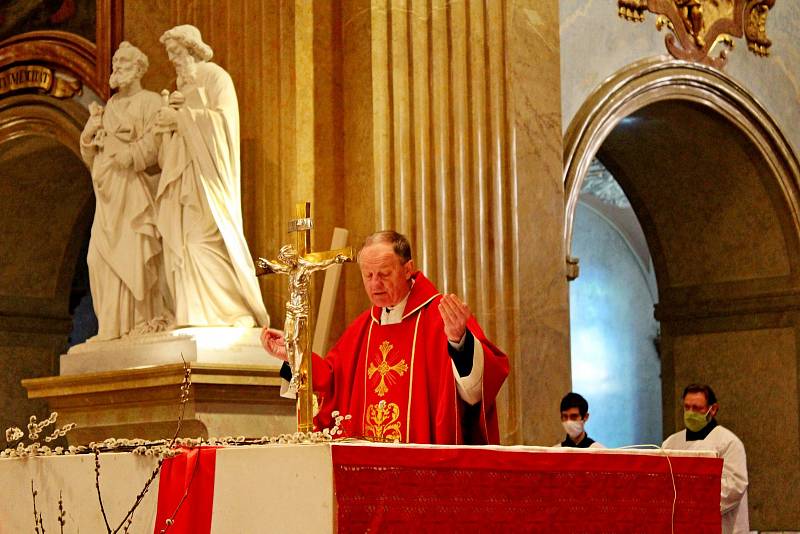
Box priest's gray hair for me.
[114,41,149,74]
[360,230,412,264]
[159,24,214,62]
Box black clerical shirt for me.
[685,418,718,441]
[560,434,596,448]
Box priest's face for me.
[359,243,414,308]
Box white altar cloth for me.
[0,444,333,533]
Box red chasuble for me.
[312,272,509,444]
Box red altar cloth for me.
[154,447,218,534]
[331,444,722,533]
[149,443,721,533]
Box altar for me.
[0,443,722,533]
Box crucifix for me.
[257,202,353,433]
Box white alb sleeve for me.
[451,339,484,406]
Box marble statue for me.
[79,41,167,340]
[155,24,269,328]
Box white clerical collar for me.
[380,281,414,325]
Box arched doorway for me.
[569,157,661,447]
[0,94,93,433]
[564,58,800,528]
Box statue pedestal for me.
[60,327,272,374]
[23,328,295,444]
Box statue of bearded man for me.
[154,25,269,329]
[79,41,166,340]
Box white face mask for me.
[562,419,585,439]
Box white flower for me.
[5,427,23,442]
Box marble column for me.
[342,0,569,443]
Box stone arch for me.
[562,57,800,528]
[564,57,800,258]
[0,94,93,432]
[0,94,93,313]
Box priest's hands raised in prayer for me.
[438,294,471,343]
[261,327,288,362]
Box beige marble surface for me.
[559,0,800,156]
[507,0,571,445]
[23,362,296,444]
[60,327,279,374]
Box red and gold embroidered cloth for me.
[331,444,723,533]
[312,272,509,444]
[0,442,722,532]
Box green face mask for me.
[684,407,711,432]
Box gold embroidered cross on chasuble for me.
[362,317,421,442]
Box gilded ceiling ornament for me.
[617,0,775,68]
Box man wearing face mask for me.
[554,392,604,448]
[662,384,749,534]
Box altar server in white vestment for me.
[663,384,749,534]
[553,392,605,448]
[155,25,268,328]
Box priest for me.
[262,231,509,444]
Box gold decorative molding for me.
[0,0,123,100]
[618,0,775,68]
[0,65,81,99]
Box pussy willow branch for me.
[32,479,44,534]
[168,354,192,445]
[94,448,112,533]
[159,445,203,533]
[58,491,66,534]
[110,355,191,533]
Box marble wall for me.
[669,327,800,528]
[560,0,800,154]
[334,0,570,443]
[0,97,92,437]
[504,0,571,444]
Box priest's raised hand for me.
[438,293,470,343]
